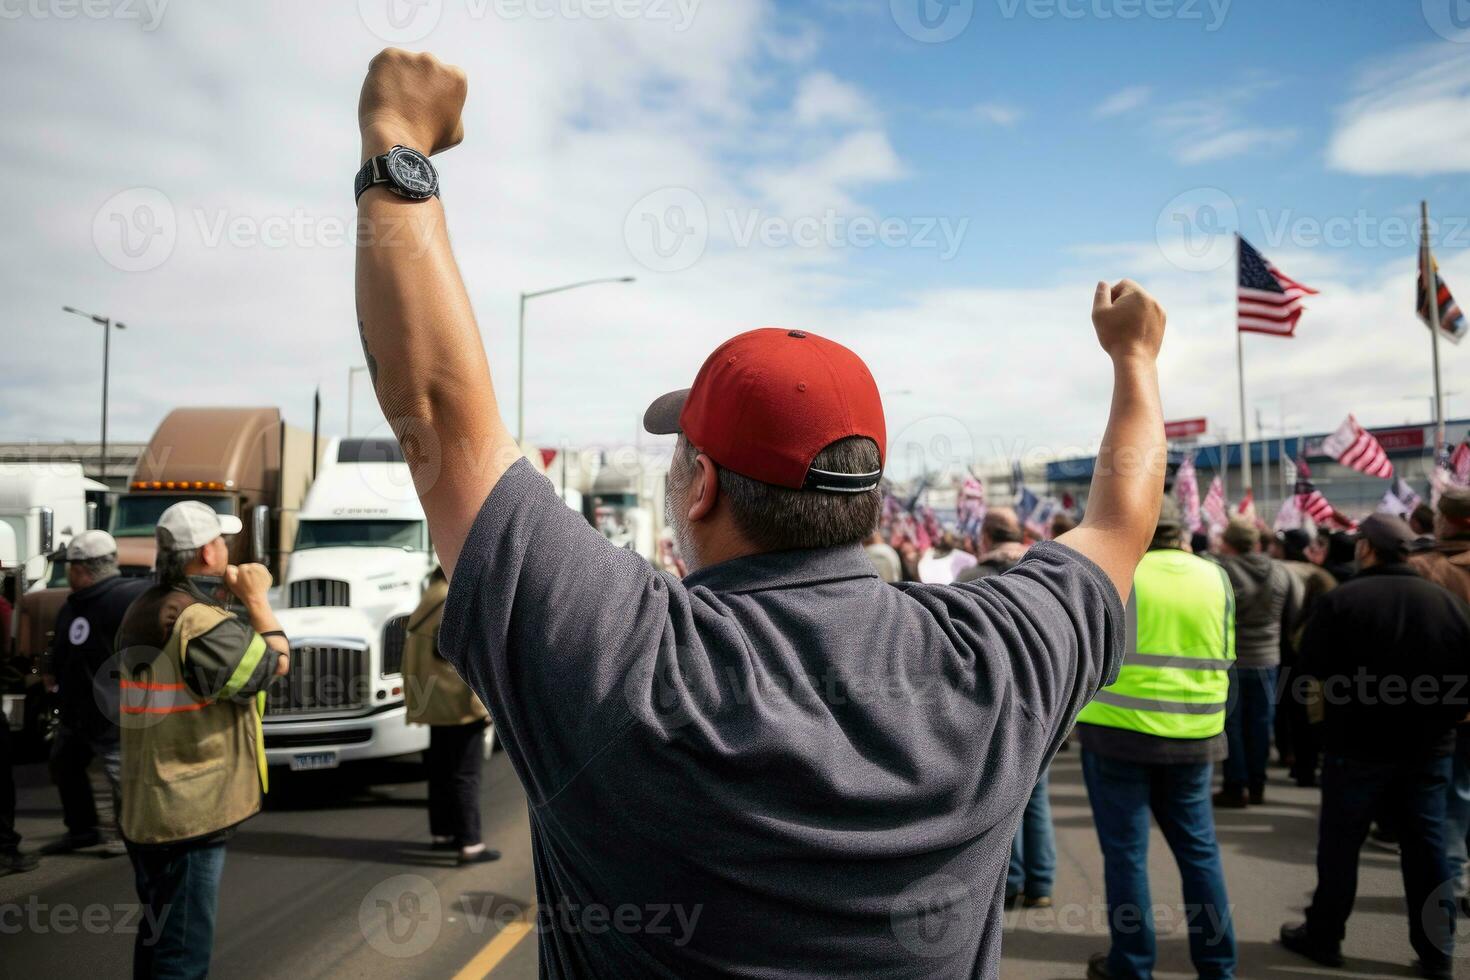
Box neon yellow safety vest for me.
[1076,548,1236,740]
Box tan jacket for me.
[117,599,270,845]
[1410,539,1470,607]
[403,577,488,727]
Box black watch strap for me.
[353,155,384,202]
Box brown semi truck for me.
[109,406,319,575]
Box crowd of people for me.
[866,479,1470,979]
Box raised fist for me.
[359,48,467,158]
[1091,279,1166,361]
[225,563,273,605]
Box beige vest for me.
[403,578,488,727]
[119,602,267,845]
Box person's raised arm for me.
[355,49,520,579]
[1055,279,1167,602]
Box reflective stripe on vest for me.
[1077,548,1236,740]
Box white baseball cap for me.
[155,500,244,551]
[66,529,118,561]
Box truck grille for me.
[381,615,408,676]
[266,644,368,716]
[289,578,351,608]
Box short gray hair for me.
[74,554,119,582]
[156,546,200,588]
[674,435,881,552]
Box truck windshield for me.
[110,494,234,537]
[294,520,426,551]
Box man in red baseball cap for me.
[352,49,1168,980]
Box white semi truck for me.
[265,437,434,772]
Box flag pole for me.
[1421,200,1447,460]
[1236,234,1253,495]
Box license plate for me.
[289,751,339,771]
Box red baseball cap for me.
[643,328,886,492]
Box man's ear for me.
[687,453,720,523]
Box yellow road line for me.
[452,903,537,979]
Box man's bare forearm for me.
[354,53,519,577]
[1056,281,1168,601]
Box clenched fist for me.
[225,563,273,606]
[359,48,468,161]
[1091,279,1166,362]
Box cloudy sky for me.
[2,0,1469,475]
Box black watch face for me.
[386,146,437,198]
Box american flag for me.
[1202,476,1228,531]
[1452,441,1470,485]
[1419,250,1467,344]
[1378,477,1422,518]
[1321,414,1394,479]
[1174,454,1202,533]
[1290,456,1341,527]
[1238,235,1318,337]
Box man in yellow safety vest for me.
[1076,496,1237,980]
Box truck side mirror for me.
[37,507,54,557]
[251,504,271,566]
[86,502,99,530]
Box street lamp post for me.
[517,276,636,446]
[62,306,126,487]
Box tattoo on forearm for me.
[357,319,379,386]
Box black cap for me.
[1353,513,1415,561]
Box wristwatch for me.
[354,145,440,202]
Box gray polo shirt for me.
[441,458,1124,979]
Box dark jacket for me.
[1300,562,1470,761]
[1218,553,1294,668]
[48,574,149,742]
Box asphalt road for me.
[2,746,1462,978]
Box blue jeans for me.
[1007,767,1055,899]
[1306,753,1455,970]
[1446,738,1470,894]
[1223,666,1277,792]
[1082,751,1236,980]
[128,839,227,980]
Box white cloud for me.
[1150,80,1297,165]
[1328,42,1470,176]
[793,71,875,125]
[1093,85,1151,118]
[929,102,1024,127]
